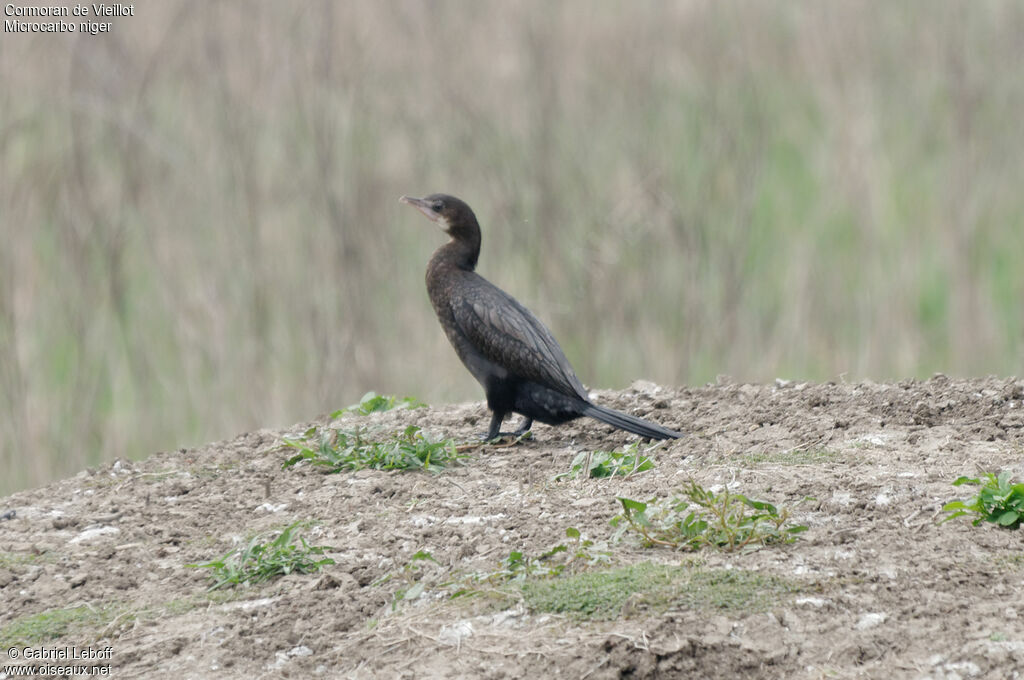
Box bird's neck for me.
[430,234,479,272]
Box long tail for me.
[581,402,682,440]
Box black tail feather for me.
[581,402,682,440]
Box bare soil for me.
[2,377,1024,679]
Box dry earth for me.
[2,377,1024,679]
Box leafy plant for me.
[554,443,655,481]
[332,392,426,418]
[611,481,808,552]
[187,521,335,590]
[282,424,464,472]
[942,471,1024,529]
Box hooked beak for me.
[399,195,442,224]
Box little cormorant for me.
[400,193,682,441]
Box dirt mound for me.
[2,377,1024,678]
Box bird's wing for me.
[450,278,587,399]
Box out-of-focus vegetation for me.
[1,2,1022,494]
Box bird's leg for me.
[482,411,506,441]
[513,417,533,436]
[478,412,532,443]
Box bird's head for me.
[399,193,478,239]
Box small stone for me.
[439,621,474,647]
[855,612,887,630]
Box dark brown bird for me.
[400,193,682,441]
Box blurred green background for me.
[1,2,1022,494]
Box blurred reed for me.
[1,1,1022,493]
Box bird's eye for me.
[432,201,444,212]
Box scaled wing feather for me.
[451,283,586,399]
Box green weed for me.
[282,424,464,473]
[374,528,801,620]
[0,592,243,649]
[555,443,655,481]
[942,471,1024,529]
[0,604,124,648]
[0,551,52,569]
[332,392,427,418]
[187,521,335,590]
[611,481,808,552]
[378,528,611,610]
[521,562,683,620]
[521,562,799,620]
[674,568,801,613]
[460,527,612,589]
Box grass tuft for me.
[521,562,800,620]
[0,604,125,648]
[282,424,465,473]
[0,551,52,569]
[674,568,801,613]
[187,521,334,590]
